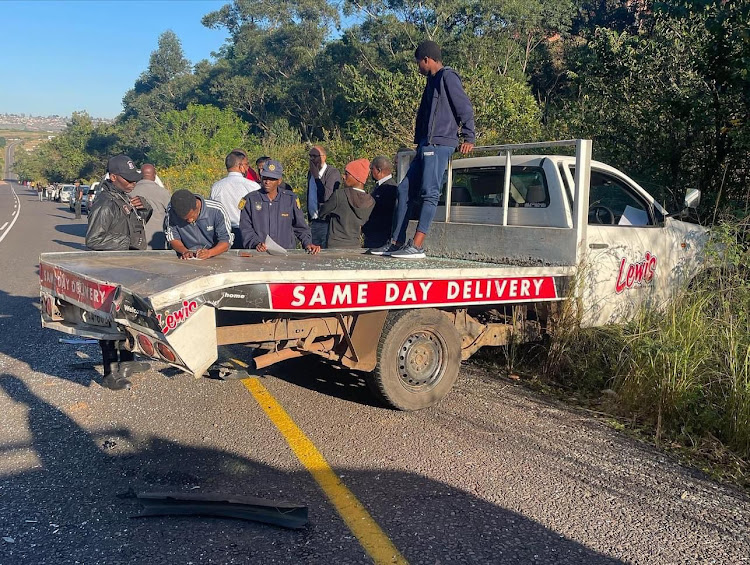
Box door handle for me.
[589,243,609,249]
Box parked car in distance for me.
[59,185,76,204]
[69,186,90,213]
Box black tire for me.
[368,309,461,411]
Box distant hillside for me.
[0,113,112,132]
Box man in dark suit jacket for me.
[363,155,398,249]
[306,145,342,248]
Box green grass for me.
[479,217,750,486]
[549,218,749,473]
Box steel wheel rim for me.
[397,330,445,390]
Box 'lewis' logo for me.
[157,300,199,334]
[616,252,657,293]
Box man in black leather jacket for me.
[85,155,153,390]
[86,157,152,251]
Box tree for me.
[200,0,342,138]
[134,30,191,93]
[544,0,750,211]
[121,31,194,123]
[147,104,252,167]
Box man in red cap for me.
[318,158,375,249]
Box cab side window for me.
[440,167,549,208]
[583,170,653,226]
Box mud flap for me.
[163,306,218,377]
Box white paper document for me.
[618,205,649,226]
[264,235,288,255]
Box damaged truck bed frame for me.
[42,140,704,410]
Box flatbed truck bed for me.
[39,140,706,409]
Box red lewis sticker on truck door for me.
[269,277,558,311]
[615,252,657,294]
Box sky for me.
[0,0,230,119]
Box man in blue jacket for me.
[240,160,320,254]
[370,40,475,259]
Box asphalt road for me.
[1,179,748,564]
[3,141,22,181]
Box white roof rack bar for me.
[470,140,581,153]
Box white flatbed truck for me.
[39,140,706,409]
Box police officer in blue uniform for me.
[239,159,320,254]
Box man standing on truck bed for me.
[86,155,153,391]
[369,40,475,259]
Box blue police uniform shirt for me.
[239,188,312,250]
[164,194,233,250]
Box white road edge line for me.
[0,184,21,244]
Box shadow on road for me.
[0,289,101,386]
[267,356,381,408]
[0,373,624,564]
[51,239,87,250]
[54,223,88,238]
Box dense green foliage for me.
[14,0,748,214]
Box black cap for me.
[415,40,442,62]
[107,155,142,183]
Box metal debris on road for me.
[132,491,308,529]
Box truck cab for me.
[398,142,707,326]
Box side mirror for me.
[683,188,701,210]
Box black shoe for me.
[367,242,400,256]
[119,361,150,374]
[102,372,132,391]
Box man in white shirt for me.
[210,150,260,247]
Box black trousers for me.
[231,227,243,249]
[99,340,134,376]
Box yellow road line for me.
[241,376,407,565]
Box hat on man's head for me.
[345,158,370,184]
[260,159,283,180]
[107,155,142,183]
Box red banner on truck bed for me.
[269,276,558,311]
[40,263,117,312]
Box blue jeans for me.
[392,144,454,243]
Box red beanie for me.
[345,158,371,184]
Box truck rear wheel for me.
[369,309,461,411]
